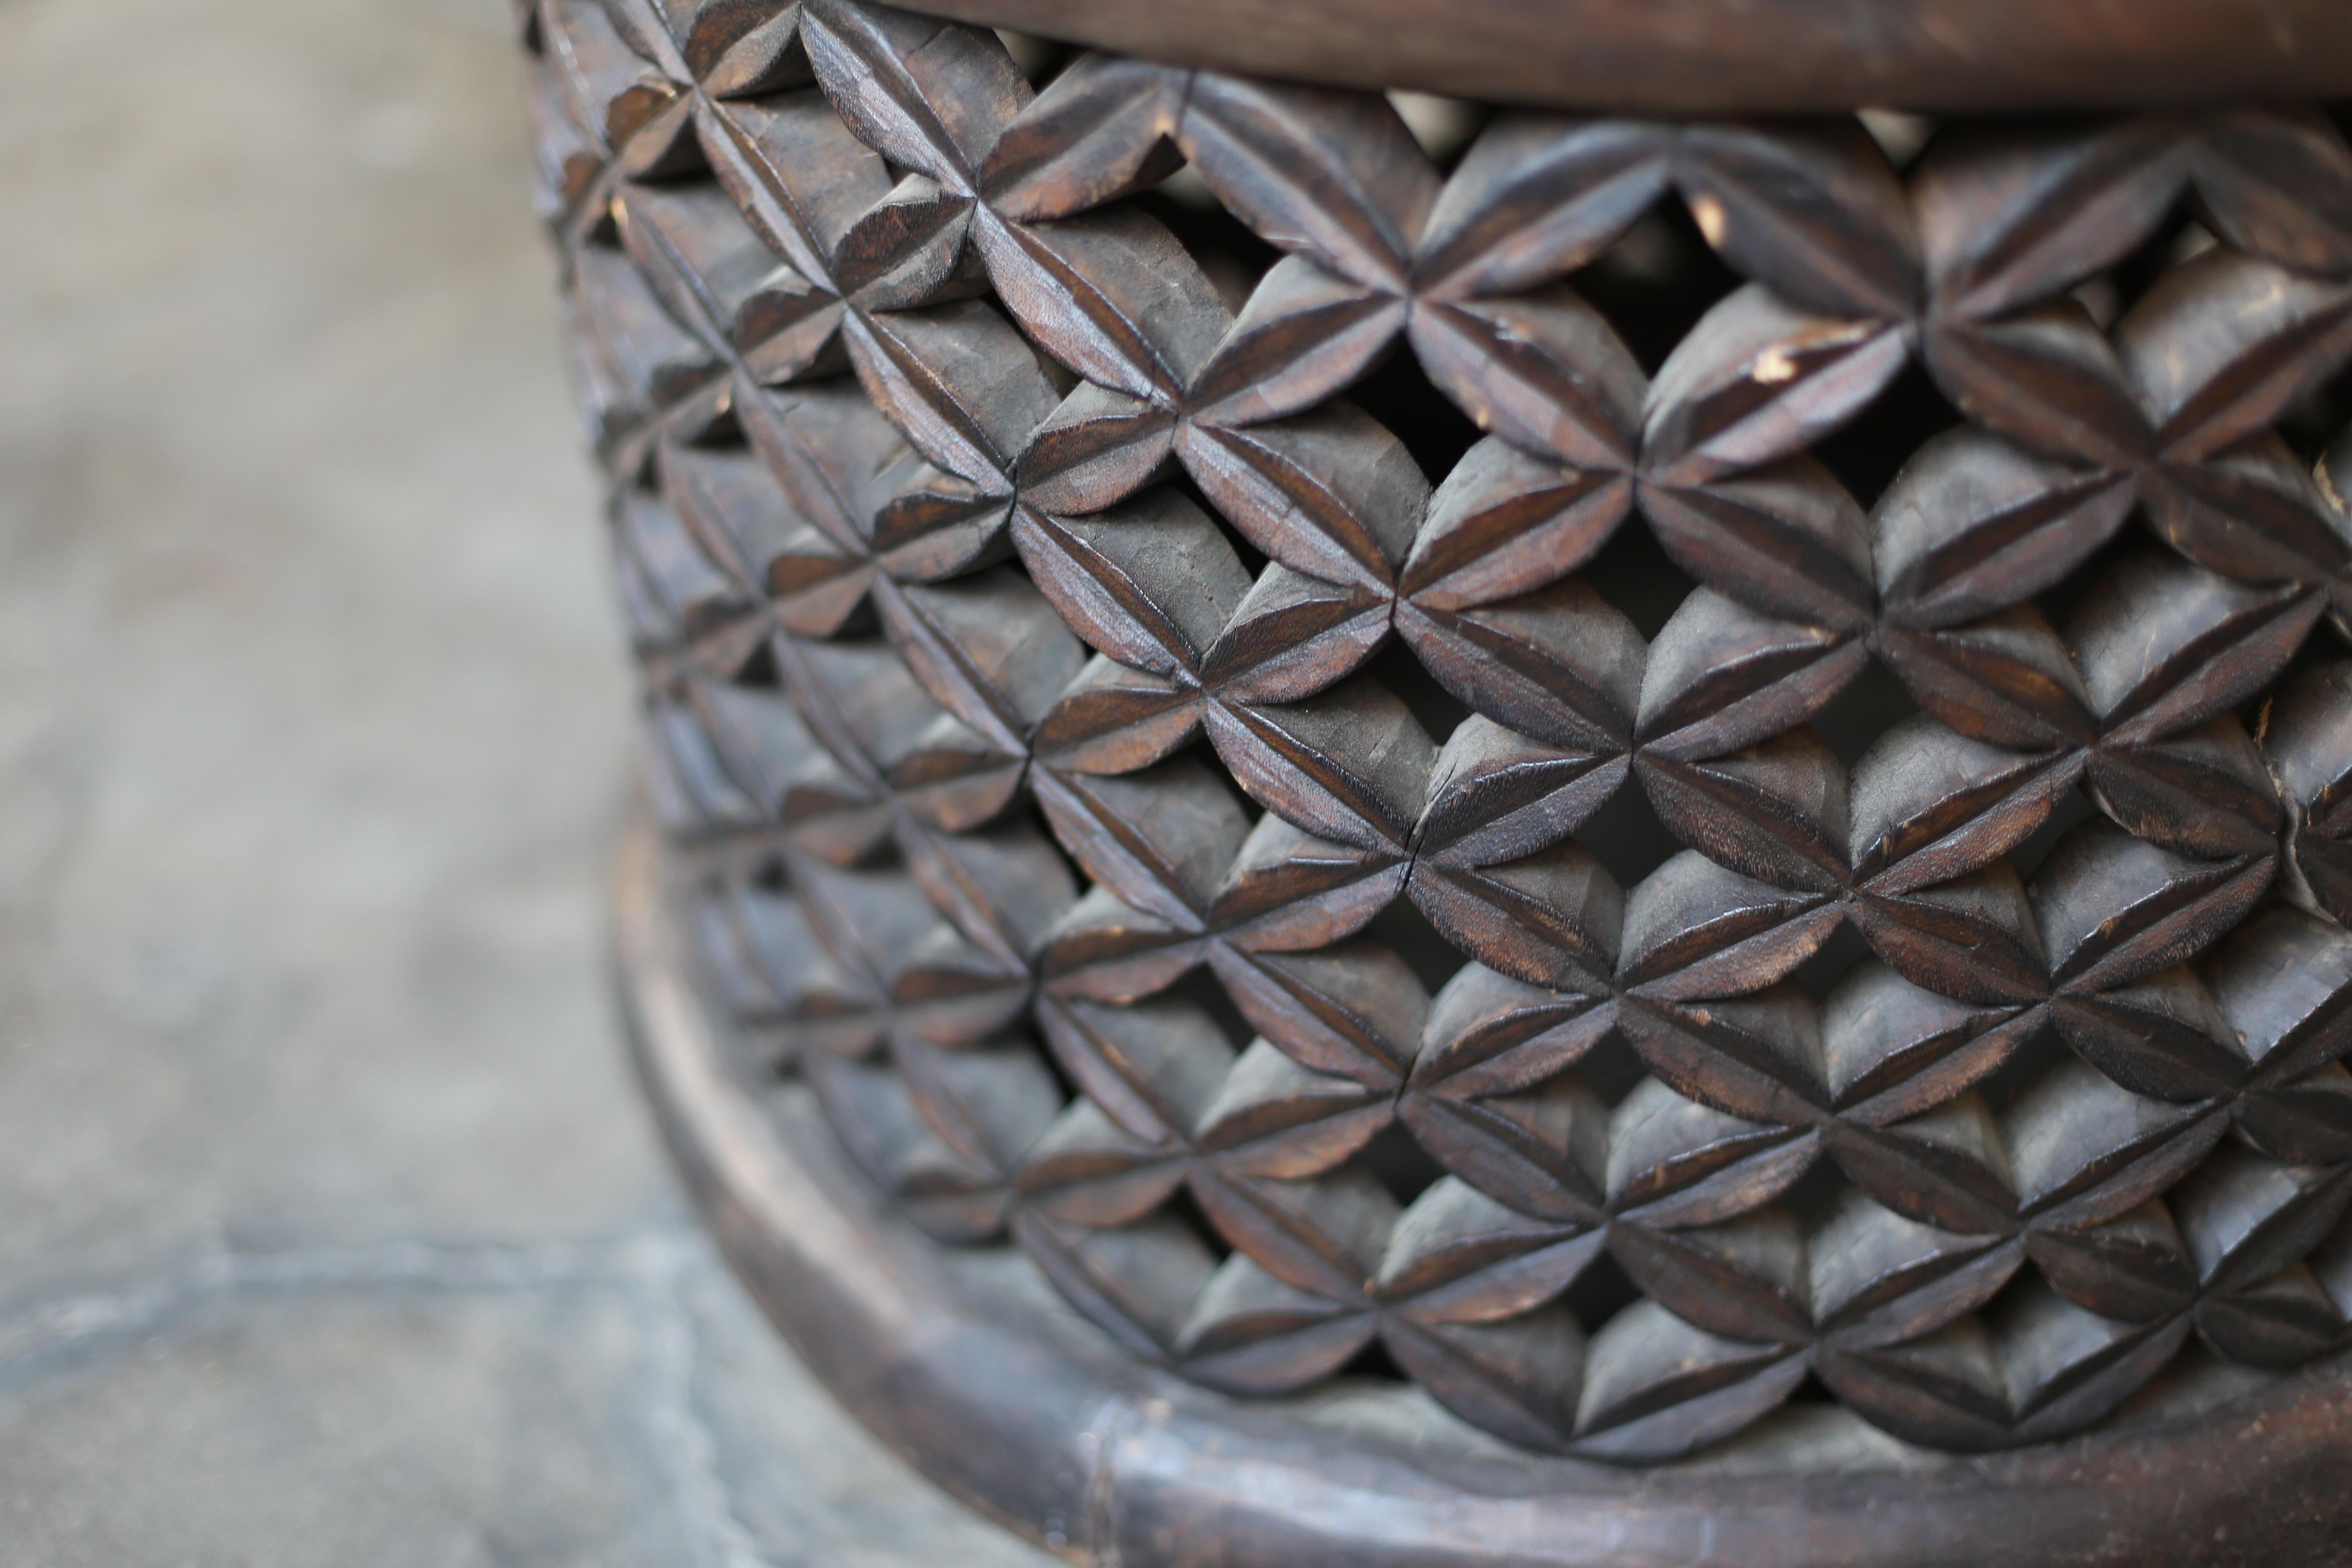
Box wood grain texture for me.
[912,0,2352,114]
[534,0,2352,1482]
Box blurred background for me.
[0,0,1049,1559]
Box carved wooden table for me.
[526,1,2352,1560]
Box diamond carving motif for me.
[537,0,2352,1462]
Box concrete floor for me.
[0,0,1053,1561]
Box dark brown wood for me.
[539,0,2352,1550]
[619,813,2352,1565]
[919,0,2352,114]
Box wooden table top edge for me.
[905,0,2352,113]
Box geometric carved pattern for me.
[529,0,2352,1461]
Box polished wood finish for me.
[916,0,2352,113]
[537,0,2352,1552]
[620,813,2352,1567]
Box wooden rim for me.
[613,817,2352,1568]
[912,0,2352,113]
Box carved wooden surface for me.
[531,0,2352,1466]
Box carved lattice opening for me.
[538,0,2352,1466]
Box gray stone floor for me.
[0,0,1055,1561]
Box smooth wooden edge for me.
[918,0,2352,113]
[612,814,2352,1567]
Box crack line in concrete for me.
[631,1249,782,1568]
[0,1226,794,1565]
[0,1228,699,1369]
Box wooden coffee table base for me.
[615,817,2352,1568]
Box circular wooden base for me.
[614,818,2352,1567]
